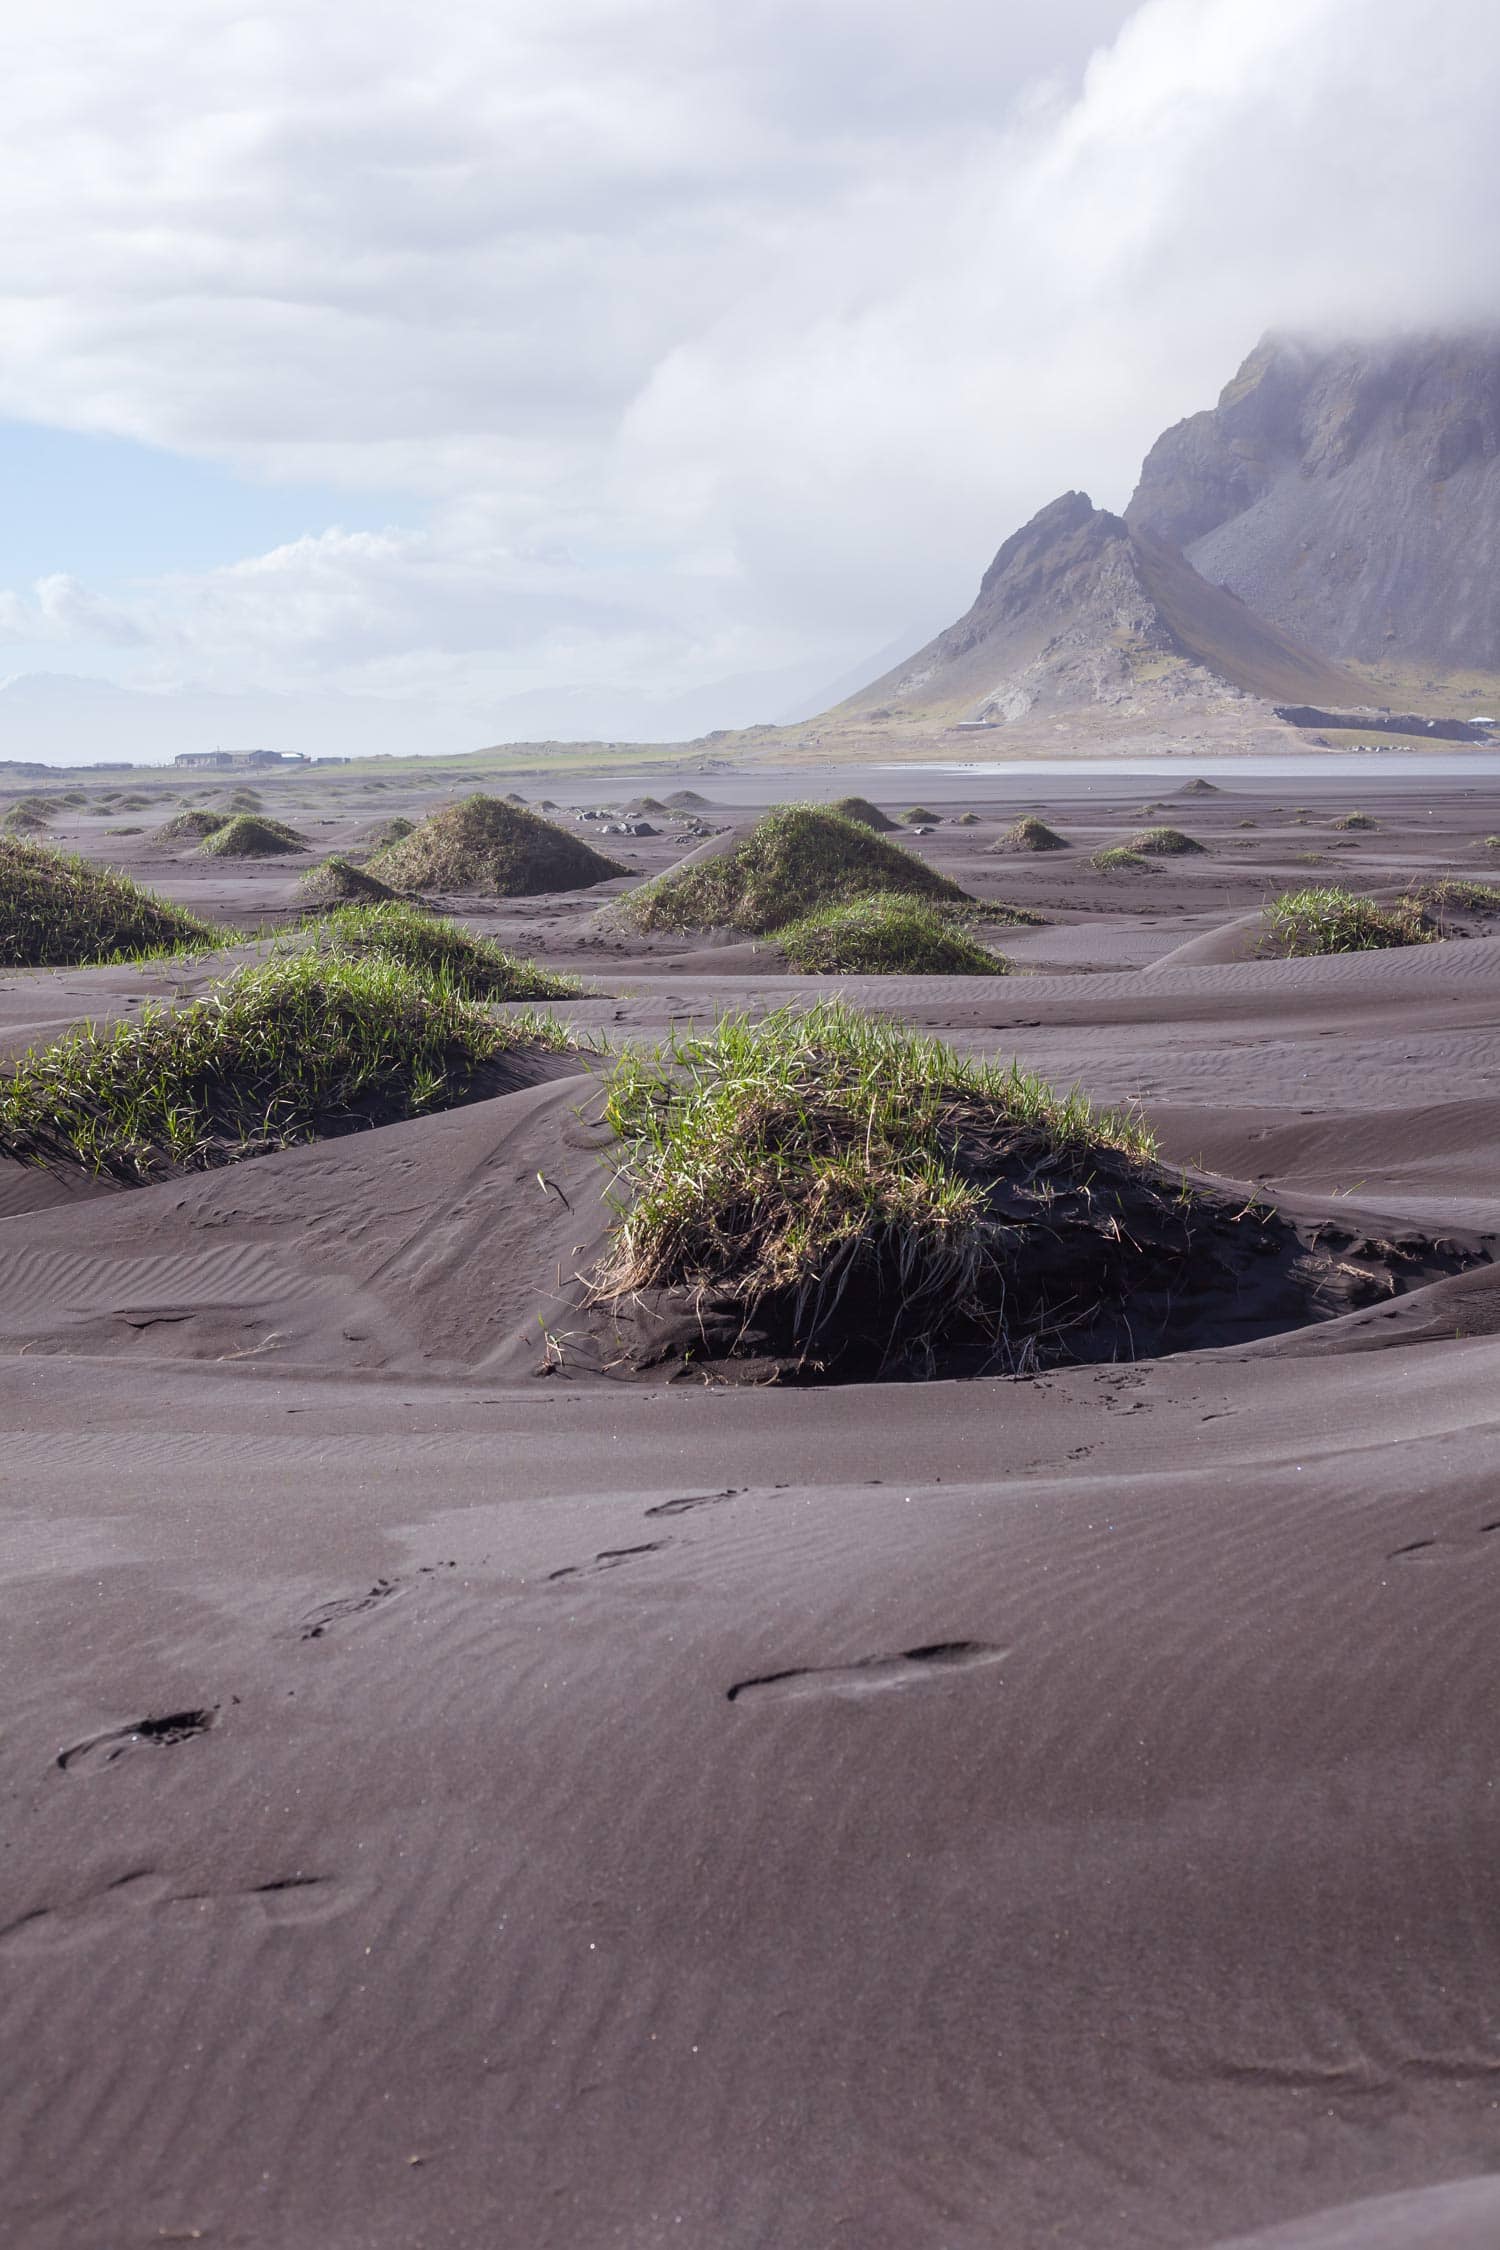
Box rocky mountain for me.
[837,490,1365,728]
[1126,331,1500,674]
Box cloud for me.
[0,0,1494,737]
[0,573,145,646]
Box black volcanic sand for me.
[8,770,1500,2248]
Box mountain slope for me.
[835,491,1366,727]
[1126,331,1500,672]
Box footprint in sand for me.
[1387,1519,1500,1562]
[298,1579,401,1640]
[646,1487,743,1519]
[0,1868,364,1953]
[548,1541,666,1582]
[728,1641,1008,1707]
[57,1708,218,1773]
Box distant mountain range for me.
[831,330,1500,734]
[1128,331,1500,674]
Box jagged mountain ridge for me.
[837,491,1365,726]
[1126,331,1500,672]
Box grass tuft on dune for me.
[296,855,400,907]
[1332,810,1379,831]
[1261,886,1435,956]
[201,813,308,858]
[361,815,415,850]
[0,837,219,967]
[591,1003,1195,1378]
[829,795,897,832]
[310,900,580,1000]
[1092,846,1152,872]
[995,815,1068,853]
[1124,826,1205,856]
[620,804,970,935]
[156,808,229,844]
[0,950,573,1183]
[1404,877,1500,918]
[371,794,627,897]
[772,893,1010,975]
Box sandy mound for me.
[359,815,415,850]
[153,809,227,844]
[296,855,400,907]
[588,1004,1415,1380]
[1262,886,1435,955]
[311,900,578,1001]
[0,836,216,967]
[993,814,1069,852]
[0,952,573,1184]
[201,814,309,858]
[663,789,712,808]
[774,894,1008,975]
[829,795,897,832]
[618,804,971,934]
[372,794,628,897]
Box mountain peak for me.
[833,489,1363,728]
[1127,331,1500,669]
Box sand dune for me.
[6,771,1500,2246]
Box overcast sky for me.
[0,0,1496,757]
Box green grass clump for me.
[902,805,940,825]
[0,951,572,1183]
[200,814,308,857]
[830,796,897,833]
[955,810,980,826]
[591,1004,1155,1377]
[1332,810,1378,830]
[310,900,580,1001]
[220,788,264,814]
[1481,836,1500,853]
[1092,846,1151,872]
[1404,878,1500,916]
[361,815,415,850]
[296,855,399,908]
[155,808,228,844]
[4,808,50,835]
[1261,886,1436,956]
[620,805,970,936]
[772,894,1009,976]
[995,815,1068,852]
[0,837,220,967]
[372,794,626,897]
[1124,826,1205,856]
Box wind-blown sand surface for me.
[5,769,1500,2247]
